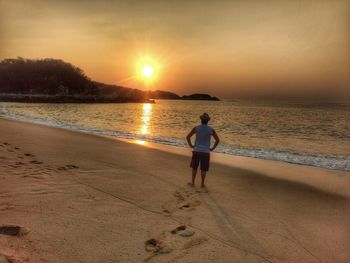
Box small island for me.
[0,58,220,103]
[182,93,219,101]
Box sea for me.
[0,100,349,171]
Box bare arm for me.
[210,130,220,151]
[186,127,196,148]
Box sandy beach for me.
[0,118,349,263]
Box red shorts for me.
[190,151,210,171]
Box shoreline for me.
[0,111,348,172]
[0,118,349,262]
[2,116,350,197]
[116,138,350,198]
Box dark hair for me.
[201,119,209,125]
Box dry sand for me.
[0,118,349,263]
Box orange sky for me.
[0,0,349,99]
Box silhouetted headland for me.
[0,58,219,103]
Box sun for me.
[136,55,160,83]
[141,64,154,79]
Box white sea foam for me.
[1,109,349,172]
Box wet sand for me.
[0,118,349,263]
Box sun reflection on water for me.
[135,139,147,145]
[140,103,153,135]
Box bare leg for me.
[201,170,207,187]
[191,169,197,186]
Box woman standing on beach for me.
[186,113,220,188]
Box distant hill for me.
[94,82,145,101]
[95,82,181,100]
[145,90,181,100]
[0,58,219,103]
[0,58,99,95]
[182,93,219,101]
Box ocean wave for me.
[1,109,349,171]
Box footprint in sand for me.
[145,239,160,252]
[145,226,195,256]
[0,225,28,237]
[0,254,13,263]
[66,164,79,169]
[144,225,207,261]
[170,225,195,237]
[178,199,201,211]
[144,238,173,262]
[24,153,34,158]
[57,164,79,171]
[30,160,43,165]
[145,187,208,260]
[162,189,201,215]
[0,225,28,263]
[182,236,208,249]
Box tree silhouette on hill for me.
[0,57,99,95]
